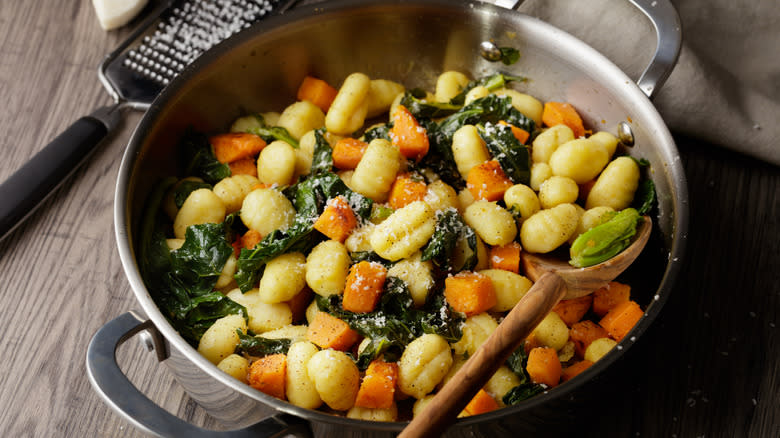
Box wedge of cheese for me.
[92,0,149,30]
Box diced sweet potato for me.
[444,271,497,316]
[313,196,358,242]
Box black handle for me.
[0,106,120,242]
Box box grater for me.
[0,0,298,242]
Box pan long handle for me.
[488,0,682,100]
[0,104,121,243]
[86,311,313,438]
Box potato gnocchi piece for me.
[532,124,575,164]
[226,289,292,333]
[435,71,470,102]
[388,252,434,307]
[463,201,517,246]
[197,314,246,365]
[217,354,250,383]
[503,183,540,223]
[398,334,453,399]
[549,138,609,184]
[529,162,553,191]
[258,252,306,303]
[493,88,543,126]
[305,240,351,296]
[307,349,360,411]
[173,188,226,239]
[452,125,490,179]
[366,79,405,118]
[485,365,521,407]
[451,313,498,356]
[585,337,617,362]
[213,174,259,214]
[277,100,325,141]
[531,312,570,351]
[520,203,579,253]
[424,180,460,213]
[257,140,297,186]
[585,156,640,210]
[350,139,402,202]
[370,201,436,261]
[286,341,323,409]
[538,175,579,209]
[326,72,371,135]
[479,269,533,312]
[240,188,296,236]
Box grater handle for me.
[0,104,121,243]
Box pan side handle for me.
[86,311,312,438]
[485,0,682,100]
[627,0,682,99]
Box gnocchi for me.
[148,69,654,421]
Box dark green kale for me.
[363,123,392,142]
[401,89,462,119]
[139,183,247,345]
[478,122,531,185]
[309,128,333,175]
[633,179,656,215]
[246,114,299,148]
[316,277,464,370]
[421,209,478,273]
[498,47,521,66]
[235,331,291,356]
[178,129,231,184]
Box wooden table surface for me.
[0,1,777,437]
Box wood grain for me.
[0,1,777,437]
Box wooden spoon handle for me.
[399,272,567,438]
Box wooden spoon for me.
[399,217,652,438]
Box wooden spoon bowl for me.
[399,217,652,438]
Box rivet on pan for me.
[618,121,635,146]
[138,330,155,352]
[479,41,503,62]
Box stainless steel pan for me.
[87,0,688,436]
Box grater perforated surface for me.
[123,0,280,86]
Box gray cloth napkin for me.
[517,0,780,166]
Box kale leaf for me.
[421,209,478,273]
[246,114,299,148]
[449,73,526,106]
[178,129,231,184]
[478,122,531,185]
[316,277,464,369]
[363,123,392,142]
[310,128,333,175]
[633,178,656,215]
[235,331,291,356]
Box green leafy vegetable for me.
[310,128,334,175]
[569,208,642,268]
[478,122,531,184]
[503,383,546,405]
[499,47,521,66]
[632,179,656,215]
[178,129,231,184]
[421,209,478,273]
[316,277,463,369]
[370,204,395,222]
[246,114,299,148]
[139,205,247,345]
[235,331,291,356]
[363,123,392,142]
[401,89,462,119]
